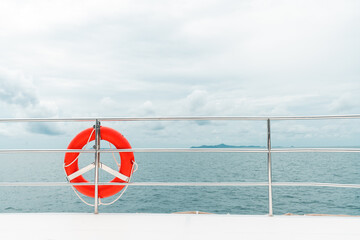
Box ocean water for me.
[0,152,359,215]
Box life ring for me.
[64,126,135,198]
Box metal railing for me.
[1,115,360,215]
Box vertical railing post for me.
[94,119,101,214]
[267,118,273,216]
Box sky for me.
[0,0,359,148]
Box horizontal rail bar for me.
[100,148,268,153]
[0,182,268,187]
[0,148,267,154]
[272,182,360,188]
[271,148,360,153]
[267,115,360,120]
[0,149,94,153]
[0,182,360,188]
[0,148,360,154]
[0,114,360,122]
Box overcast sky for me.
[0,0,359,148]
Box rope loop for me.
[99,159,138,206]
[63,128,95,168]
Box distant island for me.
[191,143,264,148]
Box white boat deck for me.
[0,213,359,240]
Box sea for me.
[0,151,360,215]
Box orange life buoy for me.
[64,126,134,198]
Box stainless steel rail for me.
[93,119,101,213]
[0,114,360,122]
[1,148,360,154]
[1,182,360,188]
[0,115,359,215]
[267,119,273,216]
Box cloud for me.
[0,1,359,146]
[0,68,64,136]
[0,68,38,107]
[150,123,165,131]
[183,90,208,114]
[195,120,211,126]
[27,122,64,136]
[141,101,156,116]
[329,94,360,113]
